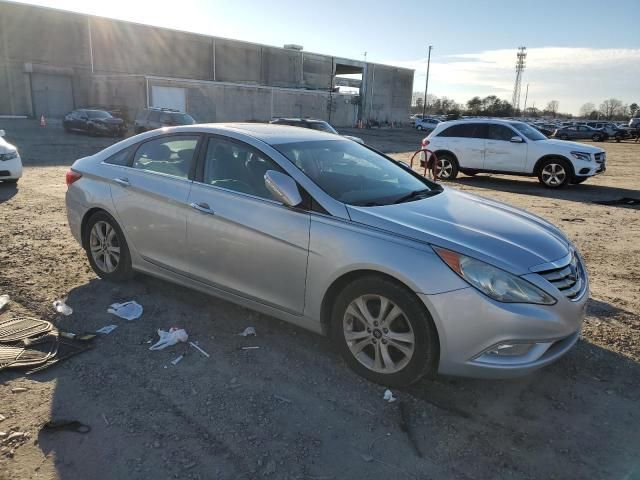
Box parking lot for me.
[1,120,638,480]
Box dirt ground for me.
[0,120,638,480]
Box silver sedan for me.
[65,124,588,386]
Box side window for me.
[148,111,161,122]
[438,123,486,138]
[132,135,199,178]
[159,113,171,124]
[104,146,132,166]
[488,124,516,141]
[201,138,283,200]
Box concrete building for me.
[0,1,414,126]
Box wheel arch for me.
[80,207,114,249]
[432,149,459,166]
[319,269,439,344]
[533,154,575,177]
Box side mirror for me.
[264,170,302,207]
[0,130,5,137]
[510,136,524,143]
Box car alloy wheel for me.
[437,158,453,179]
[89,220,121,273]
[343,294,415,374]
[541,163,567,187]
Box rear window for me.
[437,123,486,138]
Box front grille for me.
[0,170,10,177]
[537,253,584,300]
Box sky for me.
[12,0,640,114]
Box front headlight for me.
[570,151,592,162]
[0,151,18,161]
[433,247,556,305]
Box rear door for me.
[109,134,201,274]
[483,124,528,172]
[436,123,486,169]
[186,135,310,314]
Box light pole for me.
[422,45,433,118]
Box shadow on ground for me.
[452,175,640,208]
[1,273,635,479]
[0,182,18,203]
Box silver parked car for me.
[65,124,588,386]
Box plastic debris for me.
[189,341,210,358]
[149,328,188,350]
[108,301,143,321]
[11,387,28,393]
[238,326,256,337]
[96,325,118,335]
[170,354,184,366]
[241,346,260,350]
[0,414,6,423]
[53,300,73,316]
[0,294,9,311]
[383,389,397,403]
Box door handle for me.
[190,202,215,215]
[113,177,130,187]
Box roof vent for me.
[284,44,303,51]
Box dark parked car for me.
[134,108,196,134]
[269,118,364,143]
[552,125,608,142]
[63,109,127,137]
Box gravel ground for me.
[0,120,638,480]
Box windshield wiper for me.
[393,189,437,204]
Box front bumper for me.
[419,279,587,378]
[0,154,23,180]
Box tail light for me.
[421,139,430,147]
[66,169,82,187]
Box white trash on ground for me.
[0,294,9,311]
[238,326,256,337]
[96,325,118,334]
[170,354,184,366]
[149,328,188,350]
[53,299,73,316]
[383,389,397,403]
[108,301,143,321]
[189,341,210,358]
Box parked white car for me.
[421,119,606,188]
[415,117,440,131]
[0,129,22,184]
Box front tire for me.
[538,158,570,188]
[560,134,569,140]
[416,125,424,131]
[331,276,439,387]
[83,211,133,282]
[592,134,602,142]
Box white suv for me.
[0,129,22,184]
[421,119,606,188]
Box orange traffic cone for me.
[40,114,46,128]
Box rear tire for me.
[416,125,423,131]
[331,275,439,387]
[560,134,569,140]
[434,153,459,180]
[538,158,571,188]
[592,134,602,141]
[83,211,133,282]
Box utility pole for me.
[422,45,432,118]
[522,83,529,117]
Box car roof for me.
[167,123,344,145]
[433,118,525,129]
[273,118,326,124]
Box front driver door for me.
[186,136,310,314]
[110,134,201,274]
[483,124,528,172]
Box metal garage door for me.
[151,86,186,112]
[31,74,74,118]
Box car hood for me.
[347,187,570,275]
[543,138,603,152]
[0,136,16,154]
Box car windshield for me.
[509,122,547,141]
[86,110,112,119]
[171,113,195,125]
[308,122,338,134]
[273,139,440,206]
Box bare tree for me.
[599,98,624,119]
[546,100,559,117]
[630,103,639,116]
[579,102,595,118]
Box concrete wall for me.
[0,0,413,122]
